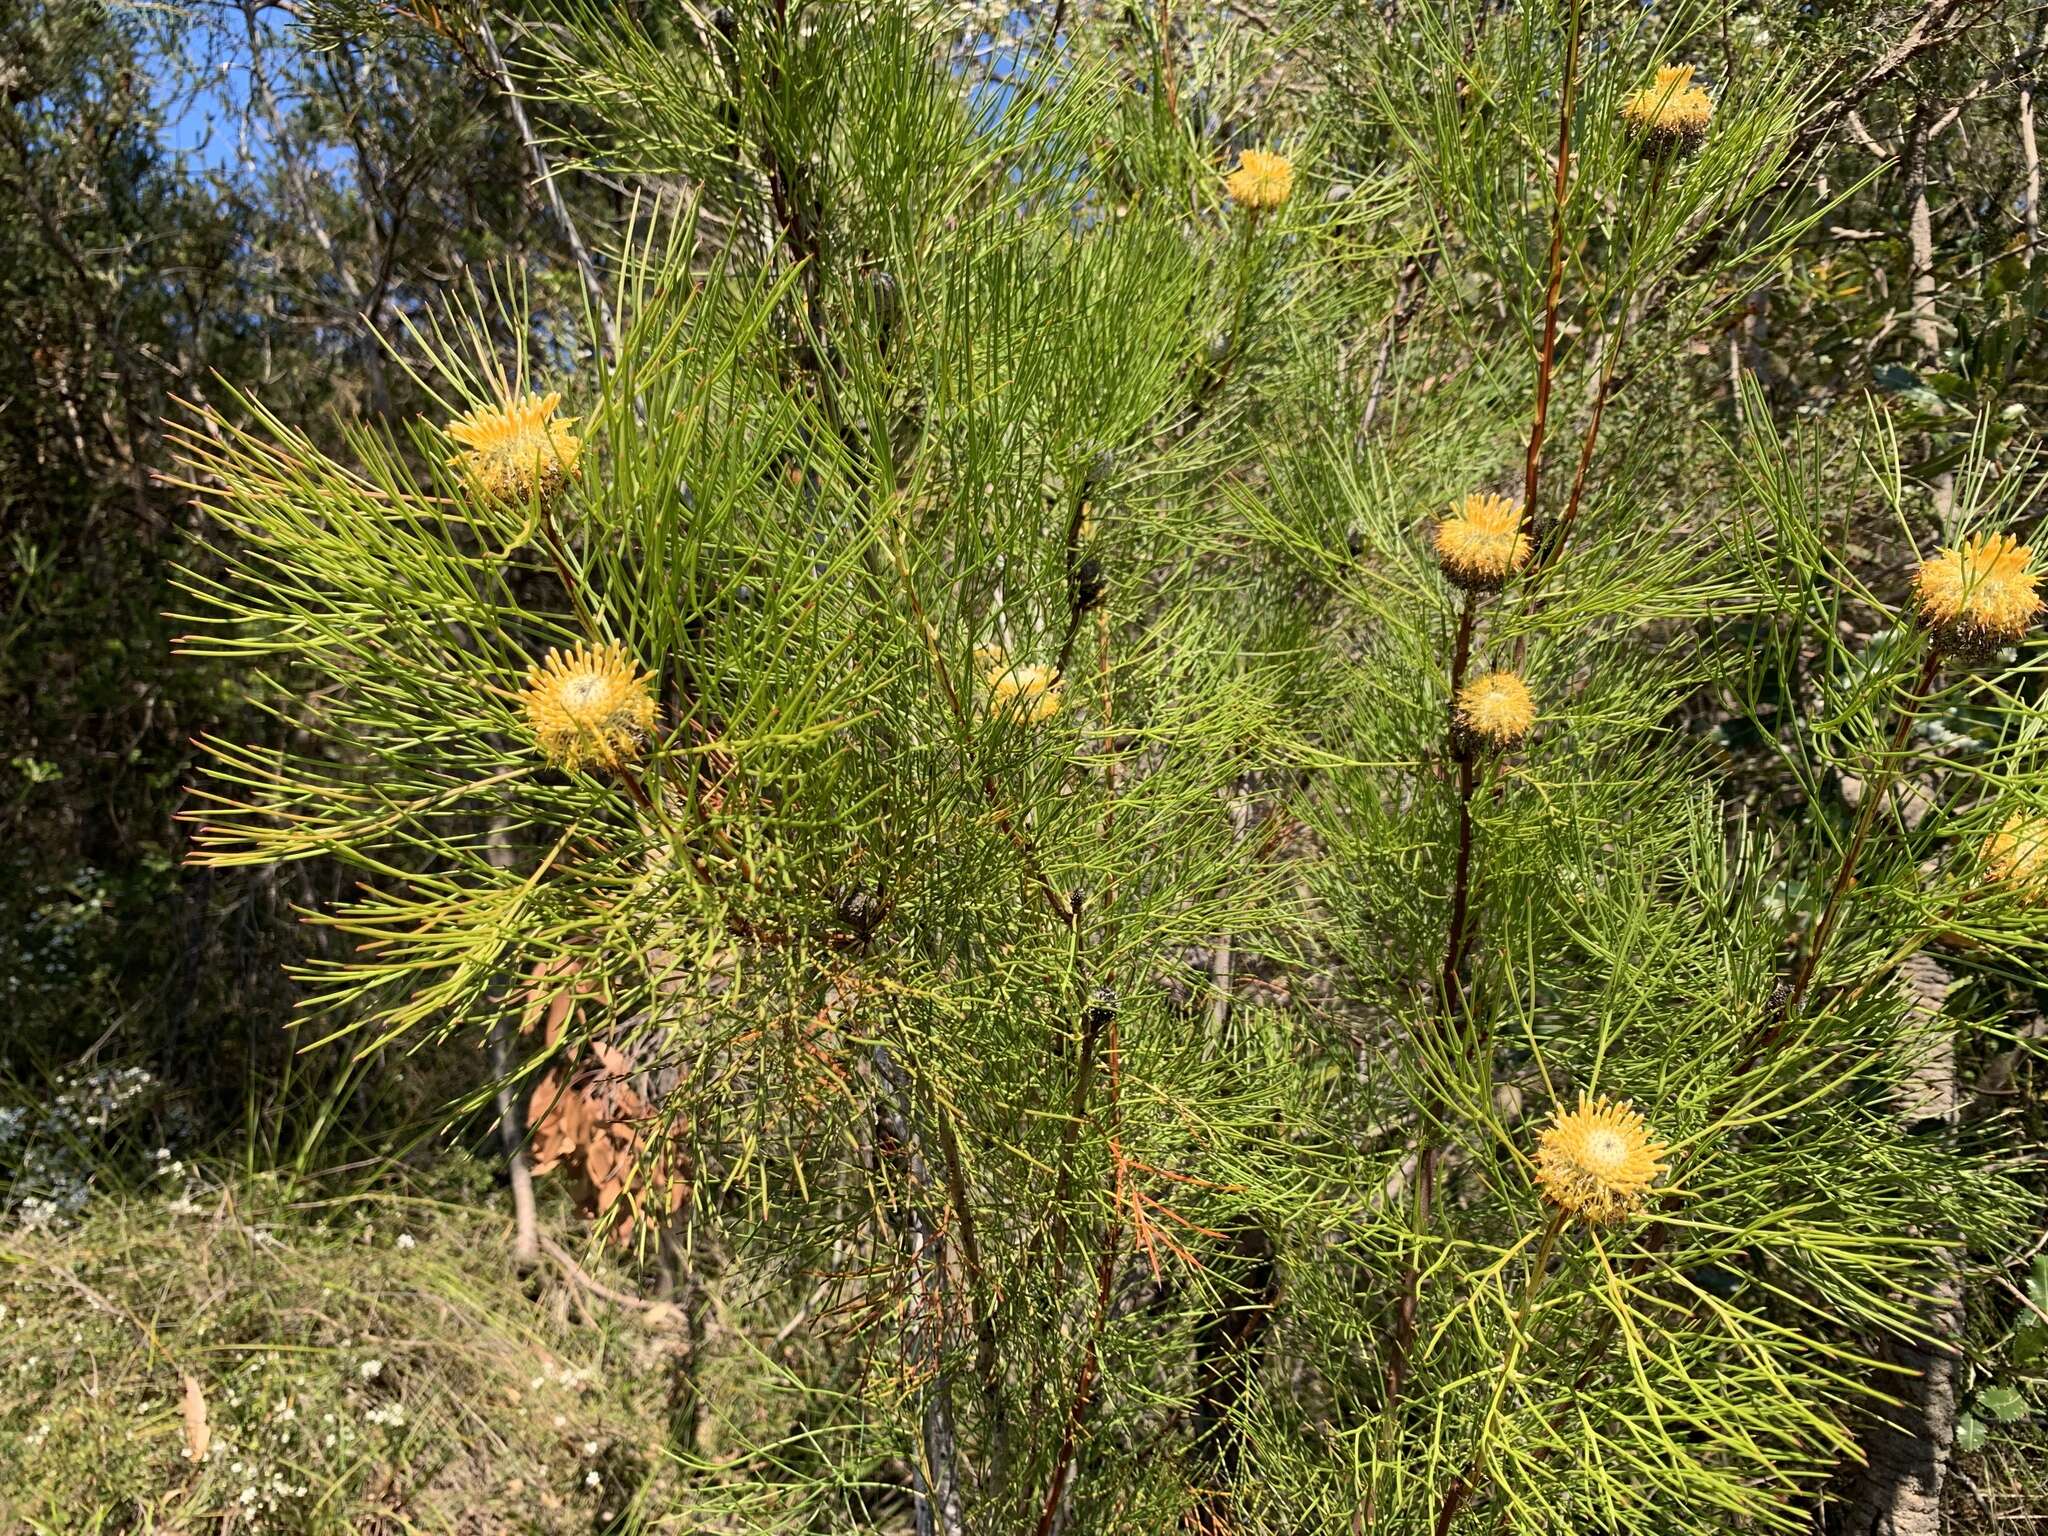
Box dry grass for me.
[0,1162,775,1534]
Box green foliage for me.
[53,0,2048,1531]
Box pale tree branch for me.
[475,14,620,356]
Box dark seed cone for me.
[1636,119,1709,160]
[1922,613,2018,665]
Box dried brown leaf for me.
[180,1372,210,1463]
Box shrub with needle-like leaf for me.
[174,2,2045,1532]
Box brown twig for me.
[1788,0,1988,165]
[924,1063,1004,1391]
[538,1234,669,1314]
[1385,17,1585,1525]
[1519,0,1586,530]
[1515,153,1670,644]
[1040,997,1115,1270]
[1367,590,1483,1523]
[1188,1218,1278,1536]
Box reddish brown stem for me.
[1032,1227,1121,1536]
[1040,1000,1113,1263]
[1432,1472,1473,1536]
[1367,593,1482,1524]
[1407,17,1583,1522]
[1519,0,1586,529]
[1528,300,1630,590]
[1439,589,1482,1031]
[1441,755,1480,1020]
[1511,158,1668,674]
[927,1078,1001,1391]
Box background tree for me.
[0,0,602,1128]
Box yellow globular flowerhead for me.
[446,391,583,506]
[1620,64,1714,156]
[1913,532,2042,659]
[1453,670,1536,754]
[1534,1094,1670,1225]
[520,642,659,773]
[1981,811,2048,902]
[976,644,1063,726]
[1224,149,1294,213]
[1433,493,1532,592]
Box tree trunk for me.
[1842,953,1959,1536]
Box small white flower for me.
[358,1359,383,1380]
[583,1440,599,1456]
[585,1470,602,1488]
[395,1233,415,1251]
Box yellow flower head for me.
[446,391,583,505]
[1224,149,1294,213]
[1534,1093,1669,1225]
[977,645,1063,726]
[1982,811,2048,901]
[1454,670,1536,753]
[1913,532,2042,658]
[521,641,658,772]
[1433,493,1532,591]
[1620,64,1714,154]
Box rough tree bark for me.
[1844,953,1961,1536]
